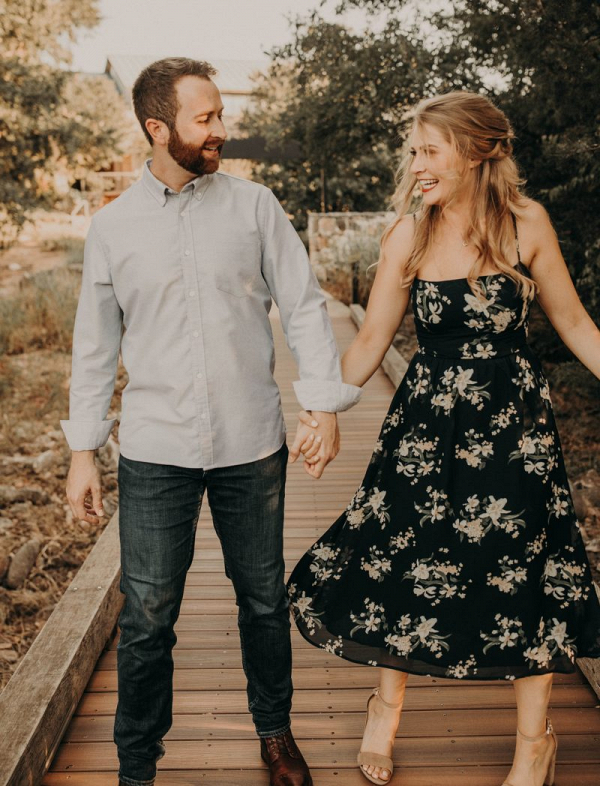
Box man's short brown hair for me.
[132,57,217,144]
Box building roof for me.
[106,54,265,98]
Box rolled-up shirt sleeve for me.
[60,221,123,450]
[259,188,361,412]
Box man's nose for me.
[213,116,227,141]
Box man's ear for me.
[468,158,482,169]
[145,118,169,146]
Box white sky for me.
[70,0,370,72]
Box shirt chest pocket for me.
[213,241,261,298]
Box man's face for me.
[167,76,227,176]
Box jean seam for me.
[258,721,292,738]
[118,775,155,786]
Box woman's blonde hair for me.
[383,90,537,300]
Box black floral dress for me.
[288,260,600,680]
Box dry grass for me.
[0,267,80,355]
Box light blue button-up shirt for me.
[60,162,361,468]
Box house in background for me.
[97,54,266,202]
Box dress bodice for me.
[410,262,532,360]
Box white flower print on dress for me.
[407,362,433,401]
[345,486,392,530]
[459,337,497,359]
[511,354,538,398]
[321,635,344,655]
[389,528,417,554]
[509,427,558,483]
[307,542,344,586]
[480,614,527,654]
[431,366,491,415]
[547,482,573,520]
[350,598,387,636]
[461,276,519,333]
[414,487,453,526]
[361,546,392,582]
[288,587,324,635]
[403,554,468,605]
[487,556,528,595]
[413,282,452,327]
[454,494,526,543]
[523,617,577,668]
[490,403,520,435]
[542,552,590,608]
[455,429,494,469]
[446,655,478,679]
[394,424,441,484]
[384,614,451,659]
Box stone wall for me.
[307,211,394,304]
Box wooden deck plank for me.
[40,764,600,786]
[73,684,598,716]
[45,304,600,784]
[63,706,600,742]
[45,735,600,770]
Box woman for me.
[288,91,600,786]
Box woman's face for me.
[409,123,474,207]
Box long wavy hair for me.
[382,91,537,301]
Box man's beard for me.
[167,126,221,176]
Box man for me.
[61,58,361,786]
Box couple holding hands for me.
[62,58,600,786]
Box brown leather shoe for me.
[260,729,313,786]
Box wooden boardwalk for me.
[42,302,600,785]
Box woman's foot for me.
[359,688,404,783]
[503,720,557,786]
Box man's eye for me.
[409,150,416,157]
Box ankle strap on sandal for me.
[372,687,403,709]
[516,718,553,742]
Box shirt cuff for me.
[292,380,362,413]
[60,419,116,451]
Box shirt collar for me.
[142,159,211,206]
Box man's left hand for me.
[288,410,339,479]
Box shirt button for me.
[184,250,191,256]
[192,330,199,338]
[180,211,187,217]
[196,372,202,379]
[188,290,195,297]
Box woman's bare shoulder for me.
[381,214,416,266]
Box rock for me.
[32,449,57,474]
[4,539,41,589]
[8,262,22,271]
[0,486,50,506]
[0,517,13,533]
[0,648,18,663]
[0,552,9,583]
[569,481,588,521]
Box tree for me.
[339,0,600,327]
[241,16,436,230]
[0,0,131,246]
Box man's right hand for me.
[66,450,105,525]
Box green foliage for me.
[0,0,130,247]
[338,0,600,324]
[241,17,436,228]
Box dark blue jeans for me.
[114,443,292,786]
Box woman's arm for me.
[342,215,414,388]
[521,201,600,380]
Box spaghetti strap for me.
[511,212,522,264]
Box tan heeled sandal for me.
[357,688,402,784]
[503,718,558,786]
